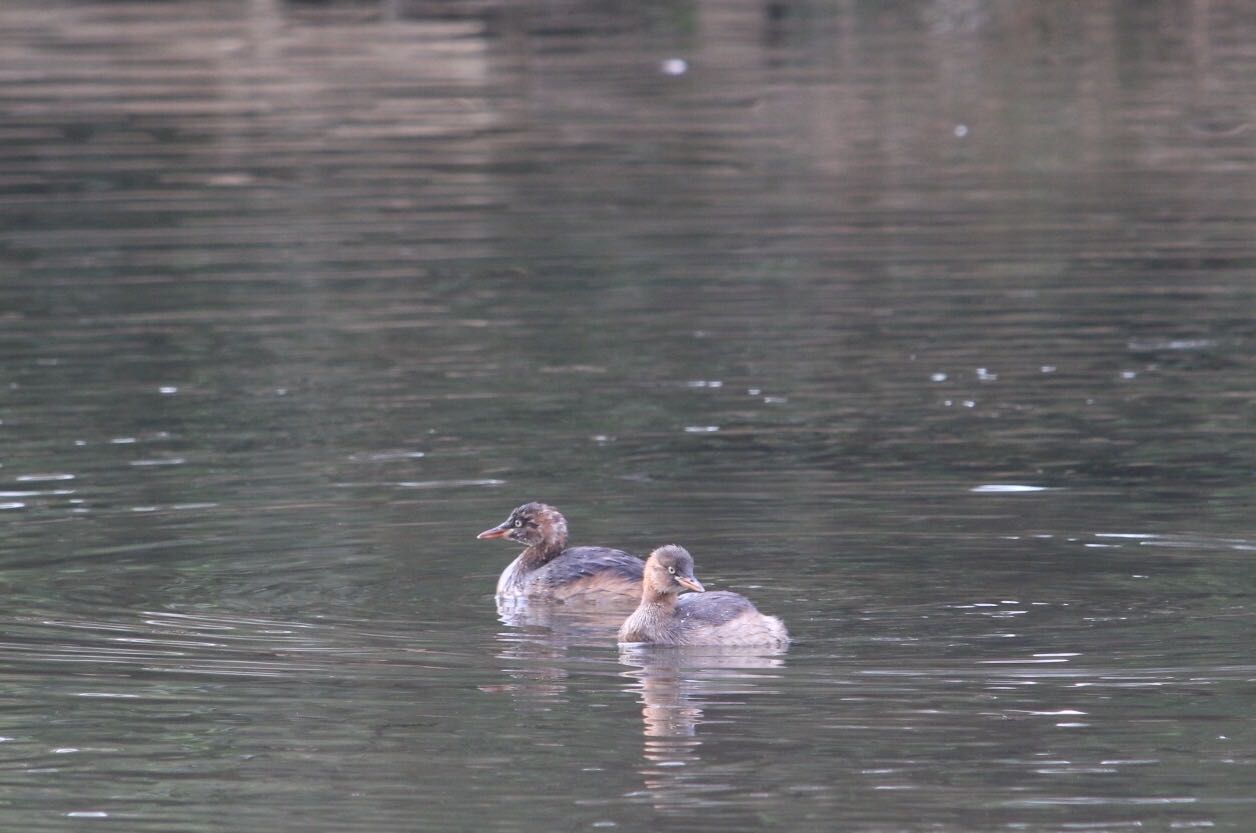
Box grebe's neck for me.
[640,584,678,609]
[620,588,678,642]
[519,538,565,571]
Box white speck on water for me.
[350,450,426,462]
[1121,370,1138,380]
[74,440,87,446]
[592,822,617,829]
[78,692,141,699]
[684,426,720,433]
[687,380,722,388]
[962,400,976,408]
[1028,709,1087,716]
[976,367,998,381]
[159,385,178,394]
[764,396,787,404]
[930,372,948,382]
[130,506,159,513]
[972,484,1047,493]
[1085,543,1118,548]
[954,123,969,137]
[1132,574,1149,579]
[16,473,75,482]
[208,173,255,187]
[747,388,761,395]
[1096,533,1158,539]
[129,458,186,467]
[0,502,25,510]
[661,57,688,76]
[66,812,109,819]
[275,388,288,396]
[394,479,504,489]
[592,435,613,444]
[54,748,79,754]
[110,437,137,444]
[1041,365,1057,373]
[1129,338,1217,351]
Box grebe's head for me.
[476,502,569,550]
[644,544,705,595]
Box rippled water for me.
[1,1,1255,831]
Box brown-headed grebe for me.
[618,545,789,647]
[477,502,643,601]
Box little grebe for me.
[477,502,643,600]
[619,545,789,647]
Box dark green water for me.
[1,1,1254,830]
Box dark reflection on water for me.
[2,0,1256,830]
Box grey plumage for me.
[675,590,757,625]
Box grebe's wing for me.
[676,591,756,626]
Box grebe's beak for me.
[476,522,511,540]
[676,575,705,593]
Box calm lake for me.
[1,1,1254,831]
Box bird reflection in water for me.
[487,596,790,816]
[484,595,634,702]
[619,643,787,813]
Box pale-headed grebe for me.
[478,502,643,601]
[618,545,789,647]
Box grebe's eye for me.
[667,565,676,575]
[513,518,523,528]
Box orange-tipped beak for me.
[676,575,705,593]
[476,523,511,540]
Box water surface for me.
[1,1,1254,831]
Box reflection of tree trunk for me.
[1077,2,1116,170]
